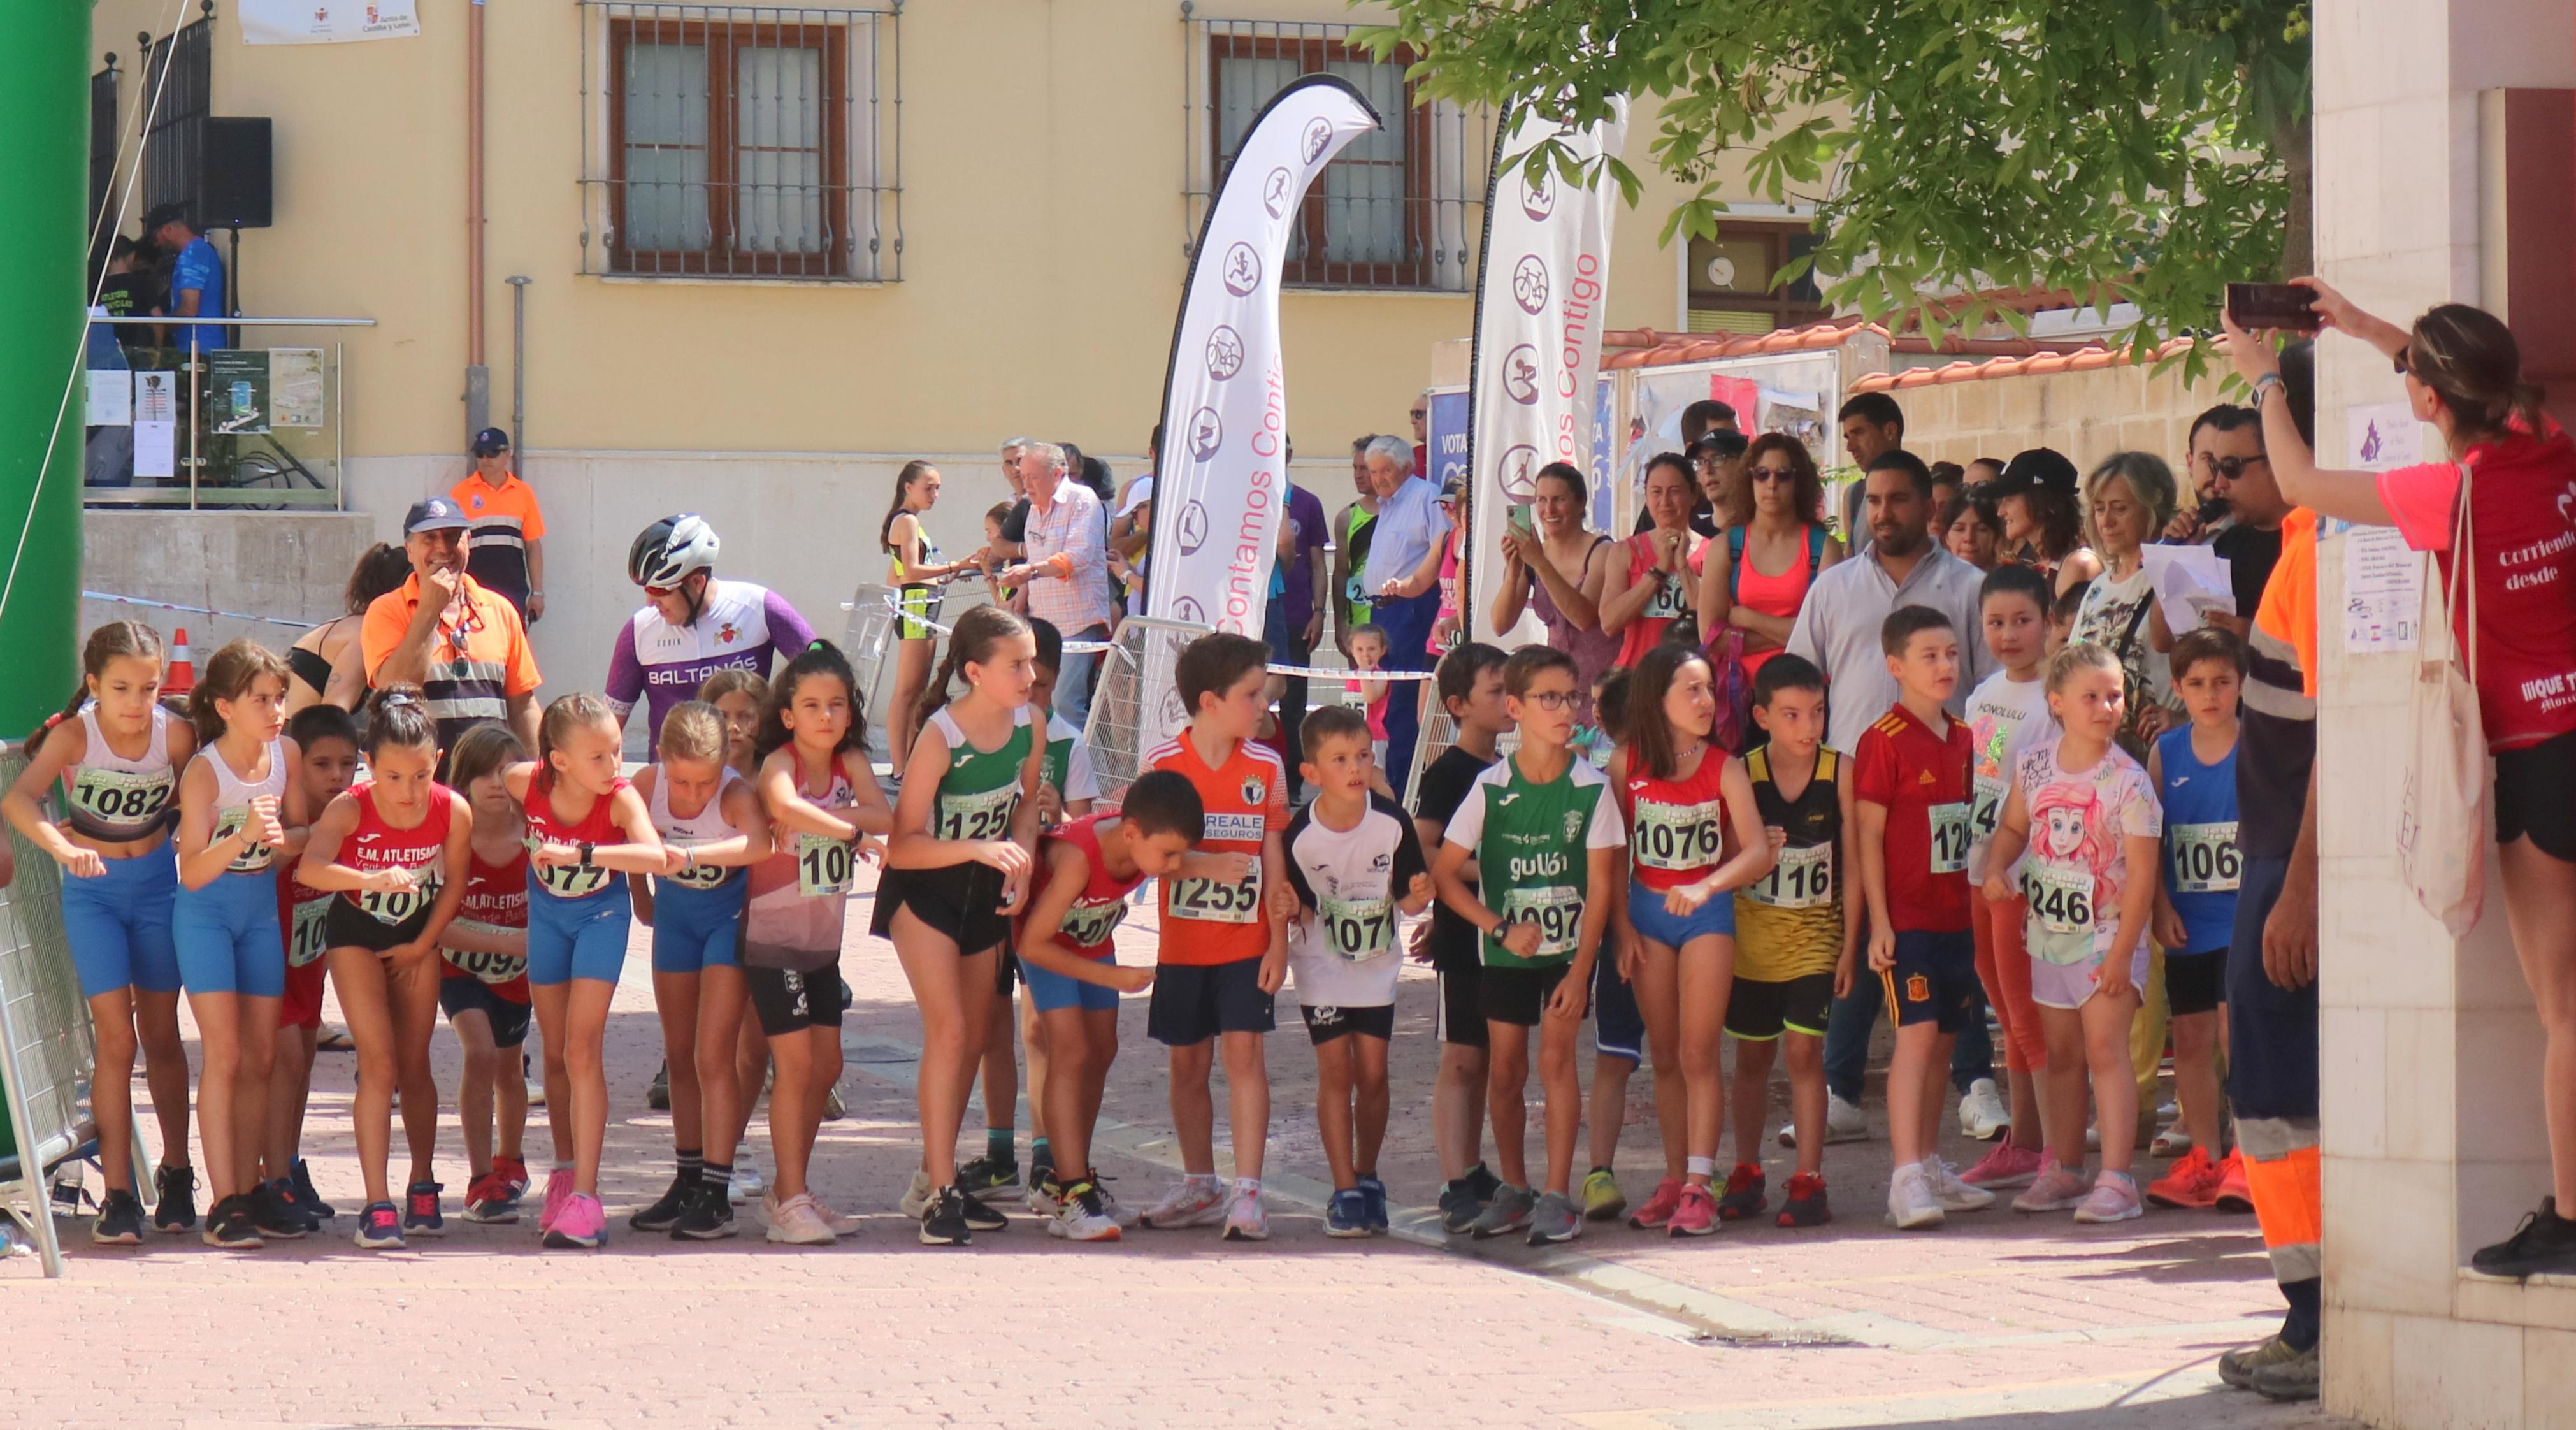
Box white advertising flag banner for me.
[241,0,421,45]
[1467,99,1629,646]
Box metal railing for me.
[82,315,371,512]
[578,3,903,283]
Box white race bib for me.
[287,896,331,967]
[357,862,443,925]
[2169,821,2240,893]
[794,832,854,897]
[69,767,173,827]
[1500,884,1581,960]
[1745,841,1832,909]
[442,925,528,986]
[1057,897,1126,949]
[935,784,1020,842]
[1970,774,2006,841]
[213,805,275,874]
[533,859,614,900]
[1644,573,1688,620]
[1169,863,1262,925]
[1316,893,1395,962]
[1631,797,1723,873]
[2024,862,2097,965]
[1927,802,1971,874]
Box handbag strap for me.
[2426,464,2476,679]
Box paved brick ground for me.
[6,866,2350,1430]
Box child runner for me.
[2146,628,2247,1210]
[1859,607,1997,1230]
[265,702,358,1230]
[748,643,893,1244]
[881,606,1044,1246]
[173,640,310,1247]
[298,692,472,1249]
[1342,623,1393,770]
[1014,770,1205,1240]
[1136,632,1294,1242]
[698,667,779,1207]
[1414,642,1511,1232]
[1582,668,1644,1223]
[4,623,199,1243]
[507,693,667,1249]
[1432,646,1626,1246]
[1285,705,1434,1236]
[1957,565,2062,1192]
[628,701,772,1239]
[1608,643,1774,1236]
[1980,641,2164,1223]
[1724,654,1854,1227]
[439,723,536,1225]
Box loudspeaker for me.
[202,117,272,229]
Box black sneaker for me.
[672,1181,737,1241]
[956,1152,1020,1200]
[292,1159,335,1220]
[152,1164,198,1233]
[403,1180,446,1237]
[919,1186,974,1246]
[252,1180,311,1239]
[628,1171,696,1232]
[91,1189,146,1246]
[960,1191,1009,1233]
[1463,1160,1503,1204]
[1438,1179,1481,1234]
[647,1060,672,1111]
[2472,1196,2576,1278]
[201,1194,263,1250]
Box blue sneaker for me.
[352,1201,405,1250]
[1324,1187,1370,1238]
[1356,1175,1390,1234]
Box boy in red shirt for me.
[1855,607,1996,1230]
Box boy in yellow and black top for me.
[1725,654,1855,1229]
[1431,646,1625,1248]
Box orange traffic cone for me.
[165,627,195,695]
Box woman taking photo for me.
[880,461,986,770]
[285,544,411,714]
[1491,462,1619,726]
[2229,283,2576,1278]
[2069,452,2182,756]
[1988,448,2099,596]
[1698,434,1843,687]
[1602,452,1709,666]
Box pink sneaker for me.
[543,1191,607,1249]
[539,1167,572,1234]
[1667,1182,1719,1238]
[1626,1176,1686,1231]
[1959,1141,2046,1190]
[2011,1160,2092,1213]
[2071,1169,2144,1224]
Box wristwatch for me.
[2252,372,2284,408]
[577,841,596,868]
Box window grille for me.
[141,19,212,220]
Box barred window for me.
[580,4,900,282]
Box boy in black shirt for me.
[1411,642,1511,1231]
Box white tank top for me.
[63,703,179,843]
[650,763,745,892]
[205,737,289,874]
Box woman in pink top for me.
[2229,282,2576,1278]
[1429,477,1466,654]
[1493,462,1620,727]
[1699,433,1845,685]
[1602,452,1709,667]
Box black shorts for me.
[324,897,432,955]
[1725,971,1834,1041]
[1300,1001,1394,1045]
[1479,962,1572,1029]
[1882,929,1978,1034]
[744,964,850,1037]
[2495,727,2576,862]
[438,976,531,1048]
[869,865,1014,955]
[1438,963,1487,1049]
[996,946,1021,995]
[2164,948,2227,1017]
[1146,958,1275,1046]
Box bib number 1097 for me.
[1499,885,1580,959]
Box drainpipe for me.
[463,0,490,437]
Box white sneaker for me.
[1096,1180,1141,1229]
[1221,1182,1269,1242]
[765,1192,837,1245]
[1047,1177,1122,1243]
[1927,1155,1997,1212]
[1781,1092,1870,1148]
[728,1161,764,1206]
[898,1168,935,1218]
[811,1195,861,1237]
[1885,1162,1945,1230]
[1139,1175,1227,1229]
[1958,1078,2011,1141]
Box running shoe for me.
[1463,1160,1503,1204]
[958,1194,1008,1234]
[2249,1343,2321,1402]
[1959,1140,2045,1190]
[1437,1180,1482,1234]
[1139,1176,1228,1230]
[822,1085,848,1121]
[352,1201,405,1250]
[1578,1166,1629,1222]
[1325,1188,1370,1238]
[1048,1176,1121,1243]
[2219,1334,2304,1389]
[1926,1157,1996,1212]
[1715,1164,1767,1222]
[292,1157,336,1219]
[463,1171,521,1224]
[251,1180,310,1239]
[956,1152,1021,1201]
[403,1180,447,1237]
[1095,1178,1142,1231]
[2146,1147,2226,1210]
[1525,1191,1583,1246]
[540,1167,573,1234]
[1470,1184,1537,1239]
[2213,1149,2255,1213]
[1025,1169,1062,1218]
[673,1181,737,1241]
[1625,1175,1685,1231]
[1885,1163,1944,1230]
[201,1194,263,1250]
[491,1154,529,1202]
[1958,1078,2011,1141]
[1222,1182,1269,1242]
[526,1075,546,1108]
[898,1169,936,1219]
[1028,1145,1056,1196]
[766,1192,838,1246]
[1778,1092,1869,1149]
[628,1171,696,1232]
[2472,1197,2576,1278]
[1776,1172,1832,1228]
[2011,1160,2093,1213]
[2071,1169,2143,1224]
[647,1060,671,1111]
[1356,1174,1390,1234]
[730,1160,764,1207]
[1666,1183,1718,1238]
[545,1192,608,1249]
[152,1164,198,1234]
[90,1189,146,1246]
[919,1186,975,1246]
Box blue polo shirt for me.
[1360,475,1448,593]
[170,236,228,353]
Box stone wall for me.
[1877,358,2229,480]
[80,509,378,665]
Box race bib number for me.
[2024,863,2097,965]
[358,862,443,925]
[69,767,173,827]
[660,839,733,891]
[1500,884,1581,960]
[533,858,613,899]
[1644,574,1688,620]
[1057,897,1126,950]
[1928,802,1970,874]
[442,927,528,986]
[1339,686,1371,711]
[287,896,331,967]
[1970,774,2006,841]
[2169,821,2240,894]
[935,784,1021,842]
[1169,863,1262,925]
[212,805,276,874]
[795,832,854,897]
[1632,798,1723,873]
[1316,893,1395,962]
[1745,841,1833,909]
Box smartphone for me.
[2226,282,2320,333]
[1507,502,1536,537]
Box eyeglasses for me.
[1750,465,1797,484]
[2393,344,2412,377]
[1517,690,1577,711]
[2194,454,2270,480]
[1409,408,1427,421]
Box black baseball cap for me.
[404,496,471,535]
[470,426,512,456]
[1988,447,2080,501]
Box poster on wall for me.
[133,370,176,479]
[208,350,272,435]
[270,348,327,429]
[241,0,421,44]
[2340,400,2426,654]
[85,370,132,428]
[1427,388,1469,495]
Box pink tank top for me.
[1731,524,1822,681]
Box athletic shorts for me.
[1023,955,1121,1014]
[745,964,849,1037]
[870,865,1013,956]
[995,946,1021,995]
[1726,971,1834,1041]
[2164,947,2226,1017]
[2029,939,2150,1010]
[173,870,285,999]
[1883,929,1978,1034]
[1146,958,1274,1046]
[2495,726,2576,862]
[1625,879,1735,948]
[1592,955,1644,1062]
[527,883,633,986]
[60,848,182,999]
[438,975,532,1048]
[649,879,745,975]
[895,584,943,642]
[1438,962,1487,1049]
[1300,1001,1394,1045]
[324,893,433,956]
[1480,962,1574,1028]
[280,955,327,1030]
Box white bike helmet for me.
[630,514,721,589]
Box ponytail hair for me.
[2408,303,2551,446]
[535,692,617,784]
[1623,640,1716,780]
[361,686,440,759]
[915,603,1032,732]
[29,621,168,756]
[187,639,290,747]
[755,640,868,765]
[879,460,939,555]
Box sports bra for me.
[286,642,334,698]
[62,703,178,844]
[649,763,747,892]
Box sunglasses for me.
[2194,454,2270,480]
[1750,465,1797,484]
[2394,343,2412,377]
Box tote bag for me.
[2396,468,2489,938]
